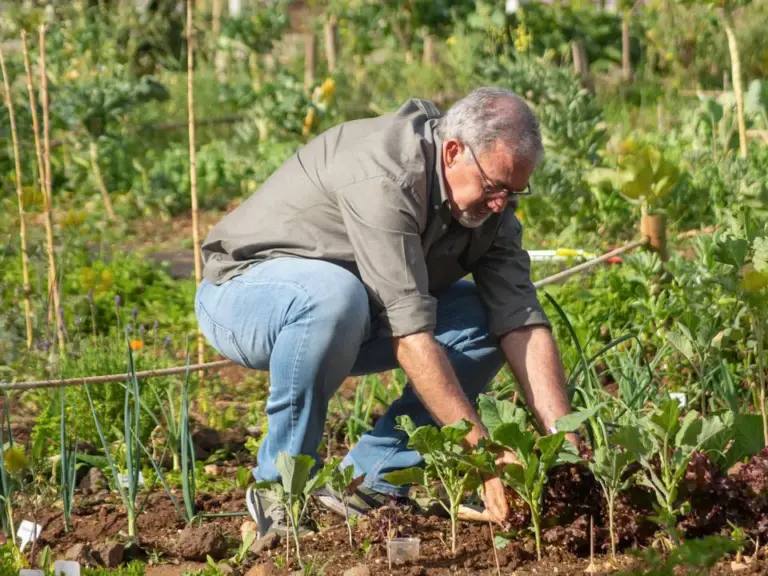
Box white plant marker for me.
[19,569,45,576]
[118,471,145,487]
[670,392,687,408]
[16,520,42,551]
[53,560,81,576]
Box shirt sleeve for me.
[337,176,436,337]
[471,209,550,337]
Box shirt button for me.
[441,224,447,230]
[433,205,439,210]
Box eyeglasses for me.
[466,144,533,198]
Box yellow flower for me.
[446,36,456,47]
[302,107,317,137]
[741,268,768,293]
[4,446,29,474]
[130,340,144,351]
[320,78,336,103]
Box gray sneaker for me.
[246,486,314,538]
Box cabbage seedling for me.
[384,416,487,557]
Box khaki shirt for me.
[201,98,550,338]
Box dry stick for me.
[0,47,34,349]
[22,30,55,329]
[89,139,117,221]
[488,519,501,576]
[38,26,65,354]
[186,0,205,370]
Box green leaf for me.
[494,534,511,549]
[384,466,426,487]
[406,424,444,456]
[650,400,682,438]
[675,410,702,449]
[554,404,606,433]
[612,425,651,458]
[441,419,473,447]
[713,238,750,268]
[275,452,313,497]
[537,433,566,468]
[724,414,764,469]
[491,423,535,460]
[753,237,768,272]
[502,463,527,496]
[477,395,528,434]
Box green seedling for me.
[384,416,487,557]
[254,452,334,568]
[327,461,365,548]
[0,392,15,543]
[612,399,730,547]
[491,408,590,561]
[589,446,635,561]
[59,388,78,533]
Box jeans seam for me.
[366,436,408,482]
[196,296,254,368]
[288,302,311,455]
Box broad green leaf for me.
[723,414,764,469]
[276,452,313,497]
[696,414,729,454]
[383,466,426,487]
[666,330,695,365]
[441,419,473,447]
[405,424,443,456]
[537,432,566,468]
[304,459,336,496]
[612,425,651,458]
[675,410,702,448]
[491,423,535,459]
[713,238,750,268]
[477,395,528,434]
[650,400,682,437]
[554,404,606,433]
[494,534,511,549]
[501,463,527,496]
[524,453,539,491]
[752,237,768,272]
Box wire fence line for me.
[0,237,650,392]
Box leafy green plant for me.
[59,387,78,533]
[0,394,16,544]
[327,461,365,548]
[616,534,740,575]
[254,453,334,568]
[589,446,635,560]
[384,416,487,557]
[612,400,730,547]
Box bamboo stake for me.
[21,31,55,328]
[722,9,748,159]
[0,48,34,349]
[89,140,117,221]
[187,0,205,368]
[39,25,66,354]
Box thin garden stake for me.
[22,30,54,328]
[187,0,205,369]
[0,47,34,349]
[38,25,65,353]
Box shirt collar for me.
[428,119,450,209]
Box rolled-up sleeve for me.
[472,210,550,337]
[337,176,436,337]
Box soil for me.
[13,449,768,575]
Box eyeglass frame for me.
[466,144,533,198]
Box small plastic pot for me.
[388,537,420,564]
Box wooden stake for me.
[304,31,316,91]
[187,0,205,368]
[89,139,117,221]
[324,15,338,74]
[621,10,631,82]
[22,31,54,327]
[37,26,65,354]
[722,10,748,159]
[0,47,34,349]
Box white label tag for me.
[54,561,81,576]
[20,570,45,576]
[670,392,687,407]
[16,520,42,551]
[118,471,145,487]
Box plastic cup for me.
[387,537,420,564]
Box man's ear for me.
[444,139,462,168]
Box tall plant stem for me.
[608,491,617,561]
[488,519,501,576]
[88,139,117,221]
[0,48,34,349]
[38,25,65,354]
[755,317,767,447]
[722,9,747,159]
[532,508,542,562]
[186,0,205,369]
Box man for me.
[195,87,577,538]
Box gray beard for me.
[456,209,493,228]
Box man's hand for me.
[481,448,520,524]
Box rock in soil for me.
[92,541,125,568]
[204,464,221,476]
[250,533,280,555]
[175,525,228,561]
[79,467,108,495]
[65,543,97,565]
[245,565,275,576]
[342,565,371,576]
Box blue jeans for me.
[195,258,504,497]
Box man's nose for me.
[487,196,508,213]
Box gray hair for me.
[436,87,544,166]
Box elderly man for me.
[195,87,576,537]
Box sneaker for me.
[314,484,421,518]
[246,486,314,538]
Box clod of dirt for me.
[245,565,275,576]
[65,543,97,565]
[342,565,371,576]
[175,524,228,561]
[79,467,108,495]
[204,464,221,476]
[250,533,280,556]
[92,540,125,567]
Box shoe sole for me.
[313,487,365,518]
